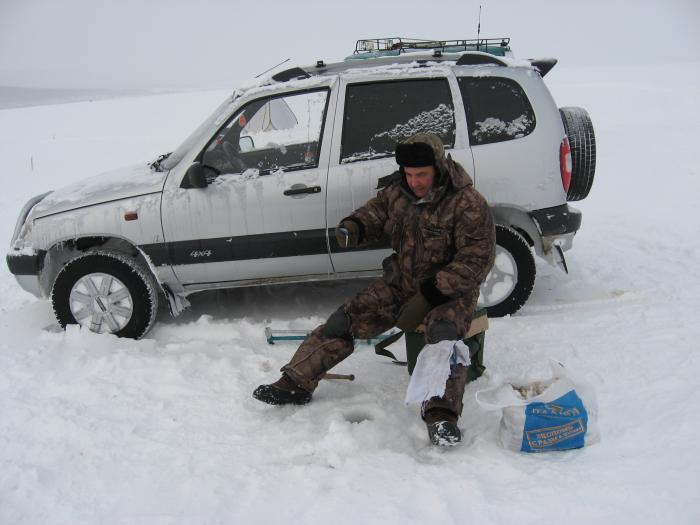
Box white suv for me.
[7,38,596,338]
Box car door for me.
[326,73,473,273]
[160,87,335,285]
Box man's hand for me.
[335,219,361,248]
[395,291,433,332]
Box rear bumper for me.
[528,204,582,272]
[529,204,582,237]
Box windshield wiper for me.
[150,152,173,172]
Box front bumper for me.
[6,251,46,275]
[6,250,46,298]
[12,274,43,297]
[7,192,52,297]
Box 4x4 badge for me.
[190,249,212,258]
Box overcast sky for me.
[1,0,698,90]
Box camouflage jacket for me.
[349,155,496,327]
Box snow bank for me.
[1,63,700,524]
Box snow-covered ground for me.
[1,62,699,524]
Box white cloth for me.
[405,340,471,405]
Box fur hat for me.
[395,133,447,173]
[396,133,448,184]
[395,141,435,167]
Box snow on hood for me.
[31,163,167,219]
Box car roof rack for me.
[350,37,511,59]
[265,37,542,86]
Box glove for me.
[419,277,450,306]
[335,219,361,248]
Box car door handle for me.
[283,185,322,196]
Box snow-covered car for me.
[6,37,596,338]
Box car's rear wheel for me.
[559,106,596,201]
[51,250,158,339]
[478,225,536,317]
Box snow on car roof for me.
[266,53,531,83]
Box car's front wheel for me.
[478,225,536,318]
[51,250,158,339]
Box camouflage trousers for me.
[281,278,478,418]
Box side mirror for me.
[184,163,210,188]
[239,136,254,152]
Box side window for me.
[341,79,455,163]
[202,89,329,175]
[458,77,536,146]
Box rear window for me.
[458,77,536,145]
[341,79,455,163]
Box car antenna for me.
[477,4,482,50]
[255,58,291,78]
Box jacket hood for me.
[30,163,167,219]
[399,133,473,197]
[442,154,473,189]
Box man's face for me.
[404,165,436,198]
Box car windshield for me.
[158,94,237,171]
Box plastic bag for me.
[476,361,599,452]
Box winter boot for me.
[424,408,462,446]
[422,364,468,446]
[252,374,312,405]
